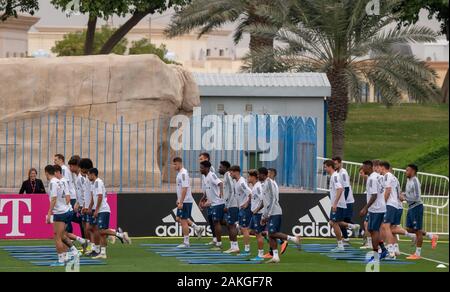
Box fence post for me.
[119,116,124,193]
[13,120,17,188]
[4,123,8,187]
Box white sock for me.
[231,241,238,249]
[100,247,106,255]
[76,236,86,244]
[287,235,295,242]
[258,249,264,257]
[58,253,65,263]
[394,243,400,253]
[184,236,190,245]
[273,249,279,260]
[387,244,394,253]
[426,233,433,240]
[63,252,69,261]
[347,224,355,229]
[191,223,197,228]
[404,232,416,239]
[213,237,217,243]
[338,240,344,248]
[415,247,422,256]
[94,245,100,253]
[216,241,222,247]
[115,231,123,238]
[367,237,372,246]
[245,244,250,252]
[69,246,78,255]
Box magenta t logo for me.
[0,199,32,236]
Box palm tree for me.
[247,0,441,157]
[165,0,289,72]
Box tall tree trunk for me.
[100,11,149,55]
[248,34,275,72]
[327,67,349,158]
[442,68,449,104]
[84,15,97,55]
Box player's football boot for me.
[250,256,264,261]
[406,254,421,260]
[89,251,100,258]
[379,249,389,260]
[352,224,361,238]
[223,248,240,254]
[262,253,273,259]
[431,234,439,249]
[177,243,190,248]
[81,240,89,254]
[92,253,107,260]
[280,241,289,254]
[50,261,66,267]
[265,257,280,264]
[330,246,345,252]
[122,232,132,244]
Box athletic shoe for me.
[330,246,345,252]
[50,261,65,267]
[122,232,131,244]
[223,248,240,254]
[239,251,251,256]
[206,240,216,246]
[194,226,205,238]
[343,238,350,243]
[262,253,273,259]
[177,243,190,248]
[352,224,361,238]
[406,254,421,260]
[379,249,389,261]
[250,256,264,261]
[265,258,280,264]
[210,246,222,251]
[116,227,125,244]
[280,241,289,254]
[92,253,107,260]
[81,240,89,254]
[89,251,100,258]
[431,234,439,249]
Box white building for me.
[0,15,39,58]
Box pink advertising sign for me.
[0,194,117,240]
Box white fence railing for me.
[317,157,449,235]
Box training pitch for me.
[0,237,448,272]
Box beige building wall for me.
[0,15,39,58]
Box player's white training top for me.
[74,173,85,208]
[263,178,282,218]
[338,168,355,204]
[48,177,71,215]
[223,172,238,208]
[81,174,92,209]
[61,165,76,200]
[176,168,193,203]
[251,181,264,214]
[329,171,347,209]
[405,176,422,209]
[384,172,402,209]
[367,172,386,213]
[234,176,252,208]
[91,178,111,213]
[202,171,225,207]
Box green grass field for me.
[327,104,449,176]
[0,237,448,272]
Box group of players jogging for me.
[44,154,131,266]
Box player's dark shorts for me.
[89,209,97,225]
[176,203,193,220]
[54,210,73,224]
[329,207,346,222]
[238,206,252,228]
[268,215,282,234]
[226,207,239,225]
[384,205,402,225]
[96,212,110,230]
[368,212,384,232]
[82,213,91,223]
[344,202,354,219]
[365,214,369,222]
[211,204,225,222]
[251,213,264,234]
[406,204,423,230]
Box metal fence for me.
[0,113,318,193]
[317,157,449,235]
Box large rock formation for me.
[0,54,200,189]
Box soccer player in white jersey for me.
[379,161,415,258]
[88,168,131,259]
[44,165,79,266]
[358,167,372,249]
[401,164,439,259]
[199,160,225,250]
[359,161,389,262]
[259,167,300,264]
[198,153,218,245]
[248,169,265,261]
[79,158,96,254]
[323,160,360,252]
[219,161,240,254]
[172,157,198,248]
[332,157,356,242]
[229,165,253,255]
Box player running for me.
[248,169,266,261]
[172,157,198,248]
[259,167,300,263]
[44,165,79,266]
[359,160,389,262]
[323,160,360,252]
[332,157,356,242]
[199,160,225,250]
[229,165,253,255]
[87,168,131,259]
[402,164,439,259]
[219,161,240,254]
